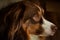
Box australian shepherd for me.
[0,0,57,40]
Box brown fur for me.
[0,0,45,40]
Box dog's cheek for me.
[27,26,36,34]
[27,26,44,35]
[35,26,44,35]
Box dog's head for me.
[22,2,57,37]
[1,1,57,40]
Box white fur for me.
[41,16,56,36]
[29,34,40,40]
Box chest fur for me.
[29,35,40,40]
[29,34,46,40]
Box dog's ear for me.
[4,2,26,23]
[1,2,26,40]
[32,6,44,22]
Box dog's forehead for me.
[24,1,41,13]
[23,3,43,19]
[23,5,40,21]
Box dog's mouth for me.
[51,30,57,36]
[51,26,57,36]
[50,32,56,36]
[37,29,57,37]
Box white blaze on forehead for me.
[41,16,55,36]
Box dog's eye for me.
[30,18,37,24]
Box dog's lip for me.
[38,31,56,36]
[51,28,57,36]
[50,31,56,36]
[53,30,56,33]
[50,33,55,36]
[53,27,57,32]
[52,28,57,34]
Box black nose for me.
[51,25,57,32]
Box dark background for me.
[46,0,60,40]
[0,0,60,40]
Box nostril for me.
[51,25,57,31]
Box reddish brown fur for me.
[0,0,45,40]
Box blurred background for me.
[0,0,60,40]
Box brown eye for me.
[30,18,37,24]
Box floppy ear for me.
[4,3,26,23]
[1,2,26,40]
[32,4,44,22]
[32,9,43,22]
[33,4,44,21]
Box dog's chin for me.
[48,32,56,36]
[38,32,56,37]
[50,32,56,36]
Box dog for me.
[0,0,57,40]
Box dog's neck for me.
[29,34,40,40]
[29,34,46,40]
